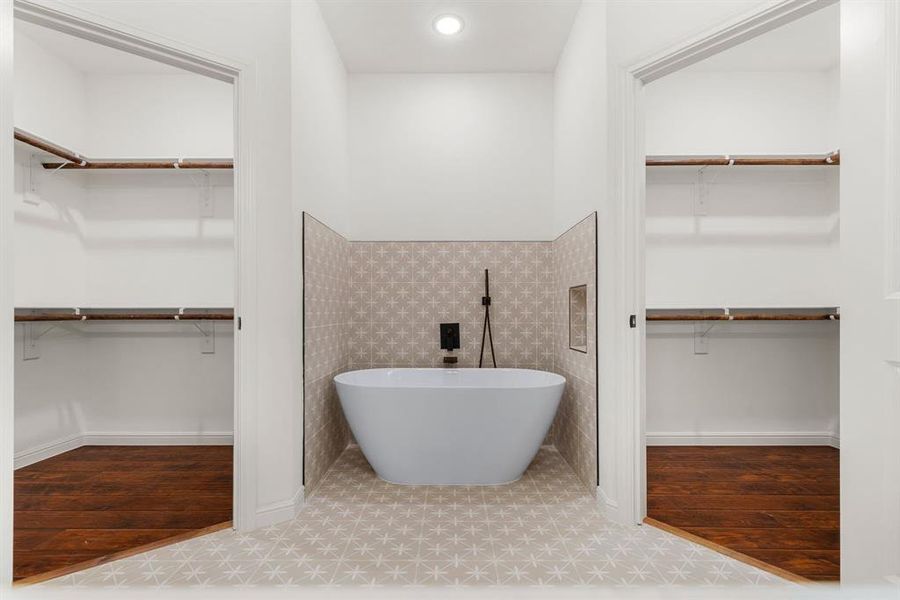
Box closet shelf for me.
[14,128,233,170]
[646,151,839,167]
[42,160,233,170]
[14,309,234,322]
[646,308,839,322]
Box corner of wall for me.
[551,0,609,505]
[596,485,628,524]
[302,214,352,493]
[13,433,82,470]
[303,212,600,497]
[549,213,598,492]
[290,0,351,238]
[551,0,608,235]
[256,484,305,529]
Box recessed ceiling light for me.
[433,14,464,36]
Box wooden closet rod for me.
[646,312,839,321]
[14,128,87,166]
[646,151,840,167]
[15,311,233,322]
[13,127,233,170]
[42,160,234,170]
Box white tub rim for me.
[334,367,565,390]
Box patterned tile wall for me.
[550,214,598,491]
[347,242,554,369]
[303,213,597,494]
[303,214,352,493]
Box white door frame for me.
[0,2,260,583]
[616,0,837,525]
[0,0,15,587]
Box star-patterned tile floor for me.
[40,446,788,590]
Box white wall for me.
[607,0,767,67]
[13,147,88,307]
[292,1,349,236]
[646,321,839,444]
[15,26,233,160]
[83,170,234,307]
[553,5,607,235]
[82,72,235,307]
[646,167,839,308]
[646,69,839,155]
[349,73,554,240]
[14,28,89,308]
[13,27,87,150]
[551,0,613,514]
[840,0,900,583]
[14,323,233,467]
[14,325,87,462]
[1,0,15,586]
[84,73,233,158]
[15,26,235,309]
[291,0,350,499]
[80,322,233,439]
[14,159,235,313]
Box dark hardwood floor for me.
[647,445,839,582]
[14,445,233,583]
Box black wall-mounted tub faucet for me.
[440,323,460,351]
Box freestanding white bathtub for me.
[334,368,565,485]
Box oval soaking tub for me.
[334,368,565,485]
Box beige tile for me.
[41,446,789,590]
[284,215,788,592]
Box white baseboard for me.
[596,486,631,526]
[646,431,840,448]
[596,486,617,510]
[15,431,234,469]
[256,485,305,528]
[13,433,82,469]
[81,432,234,446]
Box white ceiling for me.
[16,20,184,76]
[317,0,582,73]
[687,3,839,72]
[17,0,836,77]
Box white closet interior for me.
[12,21,235,467]
[644,5,840,447]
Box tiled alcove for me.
[303,213,597,493]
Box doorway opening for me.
[636,1,840,583]
[5,0,256,584]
